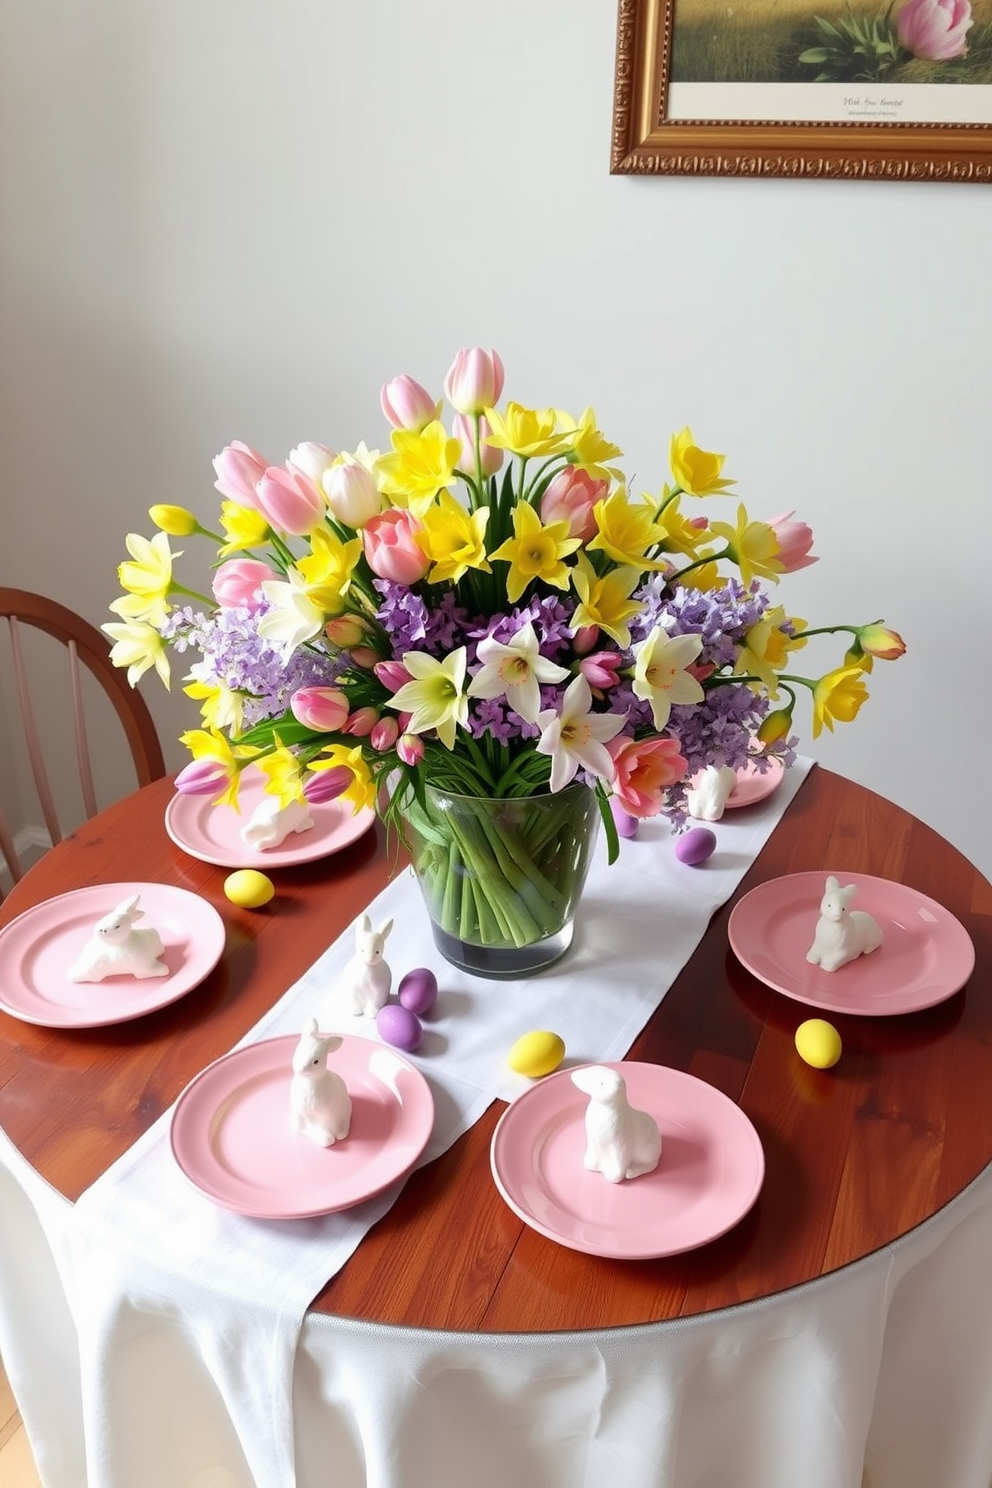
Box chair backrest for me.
[0,588,166,896]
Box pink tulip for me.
[896,0,972,58]
[452,413,504,477]
[375,659,414,693]
[322,459,381,528]
[288,442,337,487]
[769,511,817,573]
[858,623,907,661]
[290,687,349,732]
[254,465,325,535]
[212,441,269,508]
[212,558,274,611]
[572,625,600,656]
[370,717,400,751]
[344,706,379,737]
[303,766,352,804]
[608,736,689,819]
[540,468,607,542]
[578,651,623,693]
[396,732,425,767]
[325,614,370,648]
[380,375,440,432]
[363,508,430,584]
[443,347,505,416]
[349,646,380,669]
[175,758,230,796]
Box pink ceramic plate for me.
[165,766,375,868]
[728,871,975,1016]
[170,1033,435,1217]
[726,756,785,808]
[0,882,226,1028]
[490,1062,764,1259]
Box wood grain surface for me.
[2,766,990,1334]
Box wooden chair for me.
[0,588,166,896]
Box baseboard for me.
[0,825,52,897]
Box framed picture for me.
[611,0,992,181]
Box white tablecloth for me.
[4,759,992,1488]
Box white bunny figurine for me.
[806,875,884,972]
[570,1065,662,1184]
[289,1017,352,1146]
[337,913,394,1017]
[240,795,314,850]
[686,764,738,822]
[68,895,169,983]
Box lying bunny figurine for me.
[289,1017,351,1146]
[686,764,738,822]
[571,1065,662,1184]
[68,895,169,983]
[336,913,394,1017]
[806,875,883,973]
[240,795,314,850]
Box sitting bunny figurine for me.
[240,795,314,850]
[337,913,394,1017]
[68,895,169,983]
[571,1065,662,1184]
[686,764,738,822]
[289,1017,351,1146]
[806,875,884,972]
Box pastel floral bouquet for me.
[105,348,904,966]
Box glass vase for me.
[398,782,600,978]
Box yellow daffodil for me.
[183,677,244,734]
[387,647,469,750]
[669,427,735,497]
[308,742,376,815]
[587,488,669,571]
[554,407,623,481]
[178,727,258,810]
[757,706,794,745]
[149,504,200,537]
[734,605,807,696]
[489,503,580,603]
[375,420,462,517]
[676,558,722,592]
[416,489,491,585]
[631,625,705,731]
[297,527,363,614]
[708,504,781,587]
[652,492,711,558]
[811,664,870,738]
[257,568,325,659]
[114,532,179,626]
[218,500,270,558]
[255,735,308,809]
[482,403,573,459]
[570,553,643,648]
[102,617,171,689]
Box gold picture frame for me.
[611,0,992,182]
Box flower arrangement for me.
[105,348,904,963]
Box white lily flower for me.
[467,623,570,724]
[388,647,469,751]
[631,625,705,731]
[257,569,324,661]
[101,618,171,689]
[535,674,626,793]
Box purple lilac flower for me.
[471,595,576,665]
[374,580,477,658]
[161,604,342,728]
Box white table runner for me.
[68,757,812,1488]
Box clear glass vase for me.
[398,782,600,978]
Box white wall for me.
[1,0,990,878]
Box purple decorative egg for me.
[376,1003,423,1052]
[676,826,717,866]
[610,798,639,839]
[397,967,438,1016]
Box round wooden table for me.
[1,765,990,1335]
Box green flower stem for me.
[169,581,214,606]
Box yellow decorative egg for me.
[795,1018,842,1070]
[507,1030,565,1078]
[223,869,275,909]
